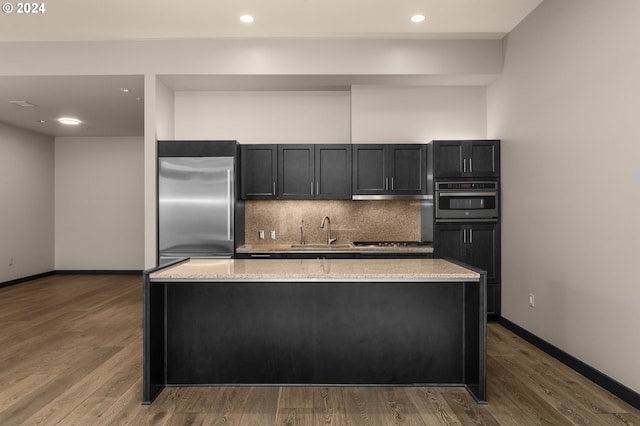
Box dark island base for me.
[144,276,485,405]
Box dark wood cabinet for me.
[315,145,352,199]
[278,145,315,199]
[352,145,386,194]
[242,144,351,200]
[235,253,285,259]
[352,144,426,195]
[285,252,356,259]
[240,145,277,199]
[432,140,500,178]
[278,144,351,200]
[388,145,428,194]
[356,252,434,259]
[434,222,500,317]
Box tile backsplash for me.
[245,200,421,245]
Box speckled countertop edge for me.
[149,258,480,281]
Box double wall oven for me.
[435,181,499,222]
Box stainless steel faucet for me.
[320,216,337,245]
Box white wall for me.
[488,0,640,392]
[55,137,144,270]
[156,78,175,140]
[0,39,502,77]
[351,86,487,143]
[0,123,54,282]
[175,91,351,143]
[174,86,487,145]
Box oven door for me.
[435,190,498,221]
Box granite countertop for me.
[236,243,434,253]
[149,258,479,281]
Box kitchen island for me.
[143,258,486,404]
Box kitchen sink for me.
[290,244,353,249]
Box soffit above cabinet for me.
[159,74,498,92]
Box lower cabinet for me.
[286,253,356,259]
[356,253,433,259]
[434,222,501,319]
[235,253,285,259]
[487,284,500,318]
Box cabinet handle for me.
[311,181,314,195]
[469,229,473,244]
[463,229,467,244]
[463,159,467,173]
[469,159,473,173]
[391,177,395,191]
[385,177,389,191]
[273,181,276,195]
[316,181,319,195]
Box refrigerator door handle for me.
[227,169,232,241]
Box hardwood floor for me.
[1,274,638,425]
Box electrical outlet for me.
[270,230,276,240]
[258,230,265,240]
[528,293,535,307]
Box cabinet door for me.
[468,140,500,177]
[240,145,277,199]
[433,224,465,261]
[435,222,500,283]
[352,145,387,194]
[466,223,500,283]
[432,141,465,178]
[389,145,426,194]
[487,284,500,318]
[278,145,314,199]
[315,145,352,199]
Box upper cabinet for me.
[278,144,352,200]
[240,145,278,199]
[432,140,500,178]
[352,144,427,197]
[278,145,315,199]
[241,144,351,200]
[315,145,352,199]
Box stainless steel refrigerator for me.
[158,156,235,265]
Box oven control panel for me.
[435,182,498,190]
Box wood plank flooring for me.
[1,274,639,425]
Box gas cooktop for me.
[352,241,431,248]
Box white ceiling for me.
[0,0,543,137]
[1,0,543,42]
[0,76,144,137]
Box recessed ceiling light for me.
[411,14,425,23]
[120,88,131,93]
[58,117,82,125]
[240,15,254,23]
